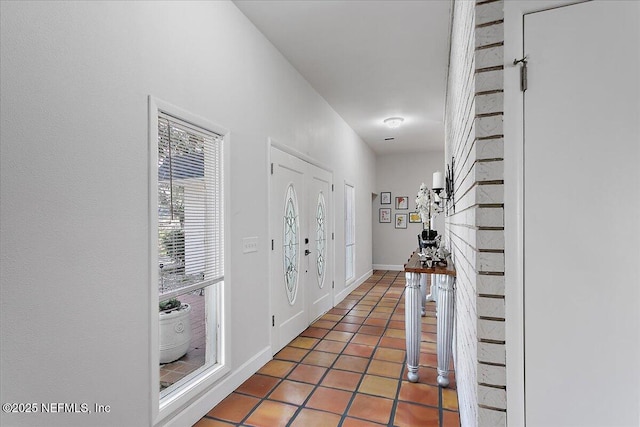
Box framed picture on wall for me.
[395,213,407,229]
[395,196,408,210]
[380,192,391,205]
[379,208,391,223]
[409,212,421,223]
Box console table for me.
[404,251,456,386]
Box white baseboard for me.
[161,346,272,427]
[334,269,373,305]
[373,264,404,271]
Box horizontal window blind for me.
[158,113,224,299]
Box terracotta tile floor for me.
[194,270,459,427]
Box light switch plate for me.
[242,237,258,254]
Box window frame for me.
[149,97,230,424]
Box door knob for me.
[305,249,311,256]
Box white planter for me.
[159,303,192,364]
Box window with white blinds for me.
[345,183,355,281]
[158,113,224,301]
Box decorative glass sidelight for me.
[315,192,327,288]
[283,184,299,304]
[316,191,327,288]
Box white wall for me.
[372,151,445,269]
[0,1,375,426]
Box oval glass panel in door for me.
[283,183,299,305]
[316,192,326,288]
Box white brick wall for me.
[445,1,506,425]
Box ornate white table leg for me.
[436,274,456,387]
[426,273,438,303]
[405,272,421,383]
[419,273,428,316]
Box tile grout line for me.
[335,272,392,426]
[383,272,407,426]
[285,271,389,426]
[200,270,459,426]
[261,271,394,426]
[439,385,444,427]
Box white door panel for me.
[307,168,333,322]
[270,149,307,352]
[524,2,639,425]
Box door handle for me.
[305,249,311,256]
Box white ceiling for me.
[234,0,452,155]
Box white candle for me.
[433,171,444,190]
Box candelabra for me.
[431,161,455,214]
[415,164,454,267]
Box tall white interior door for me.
[524,2,639,426]
[270,147,333,353]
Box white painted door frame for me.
[268,139,334,354]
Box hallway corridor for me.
[194,270,459,427]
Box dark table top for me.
[403,251,456,276]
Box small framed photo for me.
[409,212,421,223]
[395,213,408,229]
[379,208,391,223]
[380,192,391,205]
[395,196,408,210]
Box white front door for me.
[270,147,333,353]
[523,2,639,425]
[307,166,333,323]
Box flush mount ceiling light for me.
[383,117,404,129]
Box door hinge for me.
[272,315,275,327]
[271,239,274,250]
[332,281,335,289]
[331,184,334,192]
[271,163,274,175]
[332,232,334,240]
[513,56,528,92]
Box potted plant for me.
[159,297,192,364]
